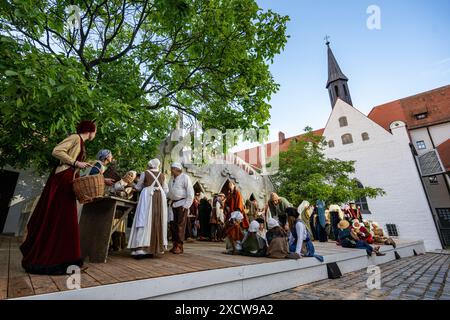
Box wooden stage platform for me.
[0,235,426,300]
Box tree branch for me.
[88,0,150,68]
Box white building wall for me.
[409,128,434,155]
[409,122,450,154]
[323,99,442,251]
[429,122,450,147]
[2,167,47,235]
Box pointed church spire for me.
[325,38,353,108]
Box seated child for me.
[240,220,267,257]
[266,218,290,259]
[109,170,137,200]
[223,211,244,254]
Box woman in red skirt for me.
[20,121,97,275]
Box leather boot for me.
[173,242,183,254]
[169,242,178,253]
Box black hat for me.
[285,207,299,218]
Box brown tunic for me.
[142,170,166,255]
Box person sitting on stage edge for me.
[266,218,290,259]
[286,207,324,262]
[240,220,267,257]
[255,216,267,244]
[223,211,244,255]
[372,222,396,248]
[336,220,385,257]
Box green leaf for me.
[5,70,18,76]
[16,97,23,107]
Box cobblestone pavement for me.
[258,253,450,300]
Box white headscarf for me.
[267,218,279,230]
[329,204,341,212]
[249,220,260,233]
[171,162,183,170]
[230,211,243,221]
[297,200,310,215]
[148,158,161,170]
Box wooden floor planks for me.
[7,238,34,298]
[0,235,404,300]
[0,237,11,300]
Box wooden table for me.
[79,196,137,263]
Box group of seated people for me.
[221,196,397,261]
[223,208,325,261]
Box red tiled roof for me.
[437,139,450,172]
[278,128,324,152]
[236,85,450,169]
[235,128,324,168]
[368,85,450,131]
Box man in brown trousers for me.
[167,163,194,254]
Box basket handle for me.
[73,167,81,180]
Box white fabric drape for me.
[128,170,168,250]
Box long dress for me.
[198,198,212,239]
[316,201,328,242]
[128,170,168,254]
[225,189,249,229]
[20,135,85,275]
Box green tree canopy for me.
[0,0,289,173]
[272,127,385,207]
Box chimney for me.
[278,131,286,144]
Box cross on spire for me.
[324,35,331,46]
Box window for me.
[361,132,369,141]
[355,181,370,213]
[341,133,353,145]
[436,208,450,245]
[416,140,426,150]
[429,176,439,185]
[436,208,450,228]
[328,140,335,148]
[339,116,348,127]
[415,113,428,120]
[386,224,399,237]
[334,85,339,98]
[343,84,348,97]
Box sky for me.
[232,0,450,151]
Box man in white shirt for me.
[167,162,194,254]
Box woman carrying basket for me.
[20,121,97,275]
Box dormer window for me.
[339,116,348,127]
[413,107,428,120]
[415,112,428,120]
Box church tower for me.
[326,39,353,108]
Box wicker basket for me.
[73,174,105,204]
